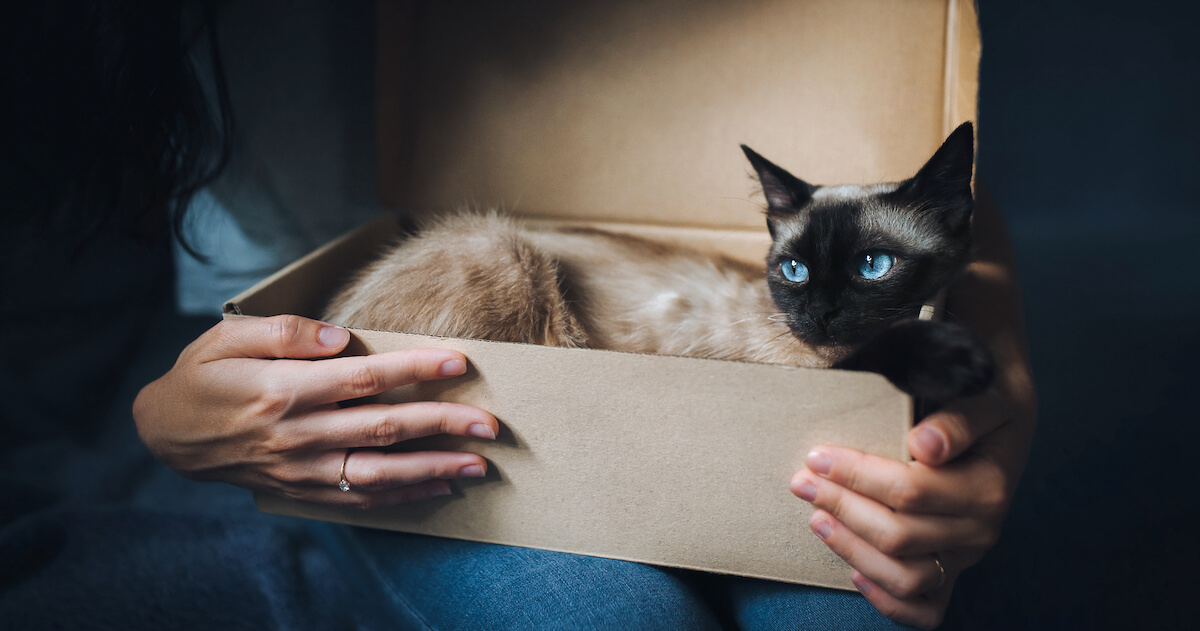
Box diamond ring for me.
[338,450,353,492]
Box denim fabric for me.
[720,575,914,631]
[347,529,915,631]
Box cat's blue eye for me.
[780,259,809,283]
[858,252,895,279]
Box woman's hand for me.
[791,383,1033,628]
[133,314,499,508]
[790,184,1037,628]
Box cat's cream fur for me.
[323,212,837,368]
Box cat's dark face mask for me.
[766,202,947,346]
[743,122,976,348]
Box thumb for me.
[196,315,351,361]
[907,388,1009,466]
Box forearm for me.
[946,182,1038,468]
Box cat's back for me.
[323,213,589,346]
[323,212,808,365]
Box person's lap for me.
[348,528,914,631]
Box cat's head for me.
[742,122,975,348]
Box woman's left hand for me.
[791,383,1033,629]
[794,183,1038,628]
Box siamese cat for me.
[324,123,993,402]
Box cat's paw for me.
[834,319,995,402]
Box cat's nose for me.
[806,304,837,326]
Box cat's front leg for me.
[833,319,995,404]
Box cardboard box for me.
[232,0,980,591]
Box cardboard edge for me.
[339,326,915,464]
[942,0,982,137]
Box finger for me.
[798,445,1004,516]
[193,315,351,362]
[791,472,992,557]
[290,402,498,450]
[276,449,489,491]
[296,479,458,510]
[850,569,954,630]
[807,510,952,600]
[909,387,1010,465]
[289,348,470,407]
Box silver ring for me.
[338,450,353,492]
[931,553,946,589]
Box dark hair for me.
[3,0,231,255]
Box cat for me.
[323,122,993,403]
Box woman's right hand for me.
[133,314,498,508]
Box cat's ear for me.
[741,145,814,234]
[897,122,975,231]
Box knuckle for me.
[875,526,912,557]
[887,478,925,512]
[828,492,850,522]
[839,453,864,487]
[270,463,307,485]
[279,486,306,502]
[424,402,456,435]
[422,462,445,482]
[891,574,924,600]
[368,415,403,446]
[346,364,386,398]
[260,430,301,456]
[353,465,389,489]
[270,315,307,349]
[207,319,235,345]
[254,378,295,419]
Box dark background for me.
[948,1,1200,628]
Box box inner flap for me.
[378,0,980,230]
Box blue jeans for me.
[346,529,915,630]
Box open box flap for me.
[378,0,980,230]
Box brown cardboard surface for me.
[240,0,979,591]
[378,0,980,229]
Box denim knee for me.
[347,530,723,631]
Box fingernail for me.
[467,423,496,440]
[428,483,453,497]
[851,571,873,595]
[812,518,832,540]
[318,326,349,348]
[915,426,947,461]
[806,450,832,477]
[460,464,486,478]
[439,358,466,377]
[794,480,817,502]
